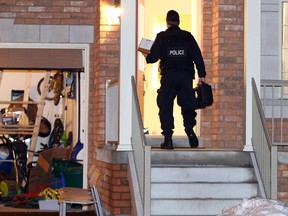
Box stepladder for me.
[0,70,51,185]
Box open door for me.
[137,0,200,136]
[137,0,145,118]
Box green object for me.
[62,166,83,188]
[61,130,67,146]
[52,159,82,177]
[52,159,83,188]
[0,181,9,196]
[0,180,21,196]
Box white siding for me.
[261,1,281,80]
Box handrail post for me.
[271,145,278,199]
[144,146,151,216]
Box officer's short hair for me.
[166,10,180,26]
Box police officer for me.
[145,10,206,149]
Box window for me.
[282,2,288,80]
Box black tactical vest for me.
[160,31,194,70]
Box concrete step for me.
[149,150,257,216]
[151,183,258,199]
[150,199,242,216]
[151,150,253,167]
[146,135,203,148]
[151,167,257,183]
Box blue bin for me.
[0,155,13,174]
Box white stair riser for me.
[151,167,256,183]
[151,199,242,216]
[151,183,258,199]
[149,150,257,216]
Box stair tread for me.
[152,164,252,167]
[144,148,258,216]
[151,182,257,185]
[151,150,253,166]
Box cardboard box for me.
[29,165,51,193]
[138,38,154,54]
[39,200,59,211]
[38,147,71,173]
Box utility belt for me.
[160,66,193,75]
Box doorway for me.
[138,0,202,136]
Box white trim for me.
[244,0,261,151]
[281,1,287,80]
[191,0,202,136]
[0,42,90,188]
[118,0,136,150]
[0,43,88,49]
[80,45,90,188]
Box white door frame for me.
[0,42,90,188]
[244,0,261,151]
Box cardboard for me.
[38,147,71,173]
[29,165,51,192]
[138,38,154,54]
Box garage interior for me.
[0,47,88,211]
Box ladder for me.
[0,71,51,165]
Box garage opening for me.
[0,44,89,193]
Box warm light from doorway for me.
[105,5,121,25]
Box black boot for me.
[160,137,174,149]
[185,129,199,148]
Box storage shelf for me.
[0,101,44,105]
[0,124,35,135]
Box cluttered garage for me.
[0,47,90,212]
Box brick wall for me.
[278,163,288,203]
[94,0,120,149]
[269,119,288,204]
[91,0,123,214]
[0,0,94,25]
[90,159,131,215]
[201,0,244,148]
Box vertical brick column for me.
[201,0,213,146]
[201,0,244,148]
[91,0,129,215]
[278,163,288,204]
[98,161,131,215]
[93,0,120,150]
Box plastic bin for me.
[62,166,83,188]
[52,159,83,188]
[0,155,13,174]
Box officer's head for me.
[166,10,180,26]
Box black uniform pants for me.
[157,71,197,137]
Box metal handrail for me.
[130,76,151,216]
[260,79,288,145]
[251,78,277,199]
[252,79,273,149]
